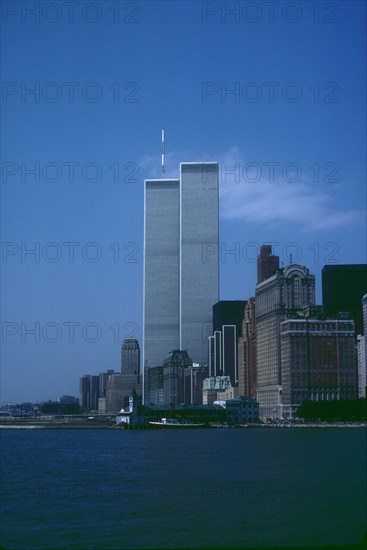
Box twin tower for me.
[143,162,219,402]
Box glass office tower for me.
[143,162,219,403]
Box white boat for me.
[149,417,206,428]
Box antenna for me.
[290,253,293,264]
[161,128,165,175]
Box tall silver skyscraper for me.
[143,162,219,403]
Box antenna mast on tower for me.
[161,128,165,175]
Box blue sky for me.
[1,0,366,403]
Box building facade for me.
[163,349,192,406]
[143,178,180,395]
[180,163,219,363]
[222,325,237,386]
[281,318,357,419]
[183,363,209,405]
[357,335,366,398]
[322,265,367,335]
[144,162,219,403]
[255,263,316,419]
[202,375,231,405]
[225,397,260,424]
[237,297,257,399]
[120,337,142,410]
[257,244,280,284]
[147,366,164,406]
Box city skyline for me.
[2,1,366,403]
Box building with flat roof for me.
[281,317,357,419]
[238,297,256,399]
[322,264,367,335]
[257,244,280,284]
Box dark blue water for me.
[1,428,366,549]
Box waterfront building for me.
[255,260,316,419]
[237,297,257,399]
[116,400,226,428]
[322,265,367,335]
[202,375,231,405]
[357,335,366,398]
[225,397,260,424]
[144,162,219,402]
[281,317,357,419]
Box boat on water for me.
[149,417,207,429]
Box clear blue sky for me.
[1,0,366,403]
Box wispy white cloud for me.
[140,152,180,180]
[219,147,364,232]
[140,146,364,232]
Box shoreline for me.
[1,421,366,430]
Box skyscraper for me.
[143,162,219,402]
[255,262,316,419]
[238,297,257,399]
[121,337,140,375]
[322,264,367,335]
[180,163,219,361]
[221,325,237,386]
[120,337,141,410]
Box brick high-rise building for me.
[255,263,316,419]
[281,317,357,418]
[257,244,280,284]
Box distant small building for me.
[202,376,231,405]
[217,385,239,401]
[57,395,79,405]
[225,397,260,424]
[184,363,208,405]
[98,398,107,415]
